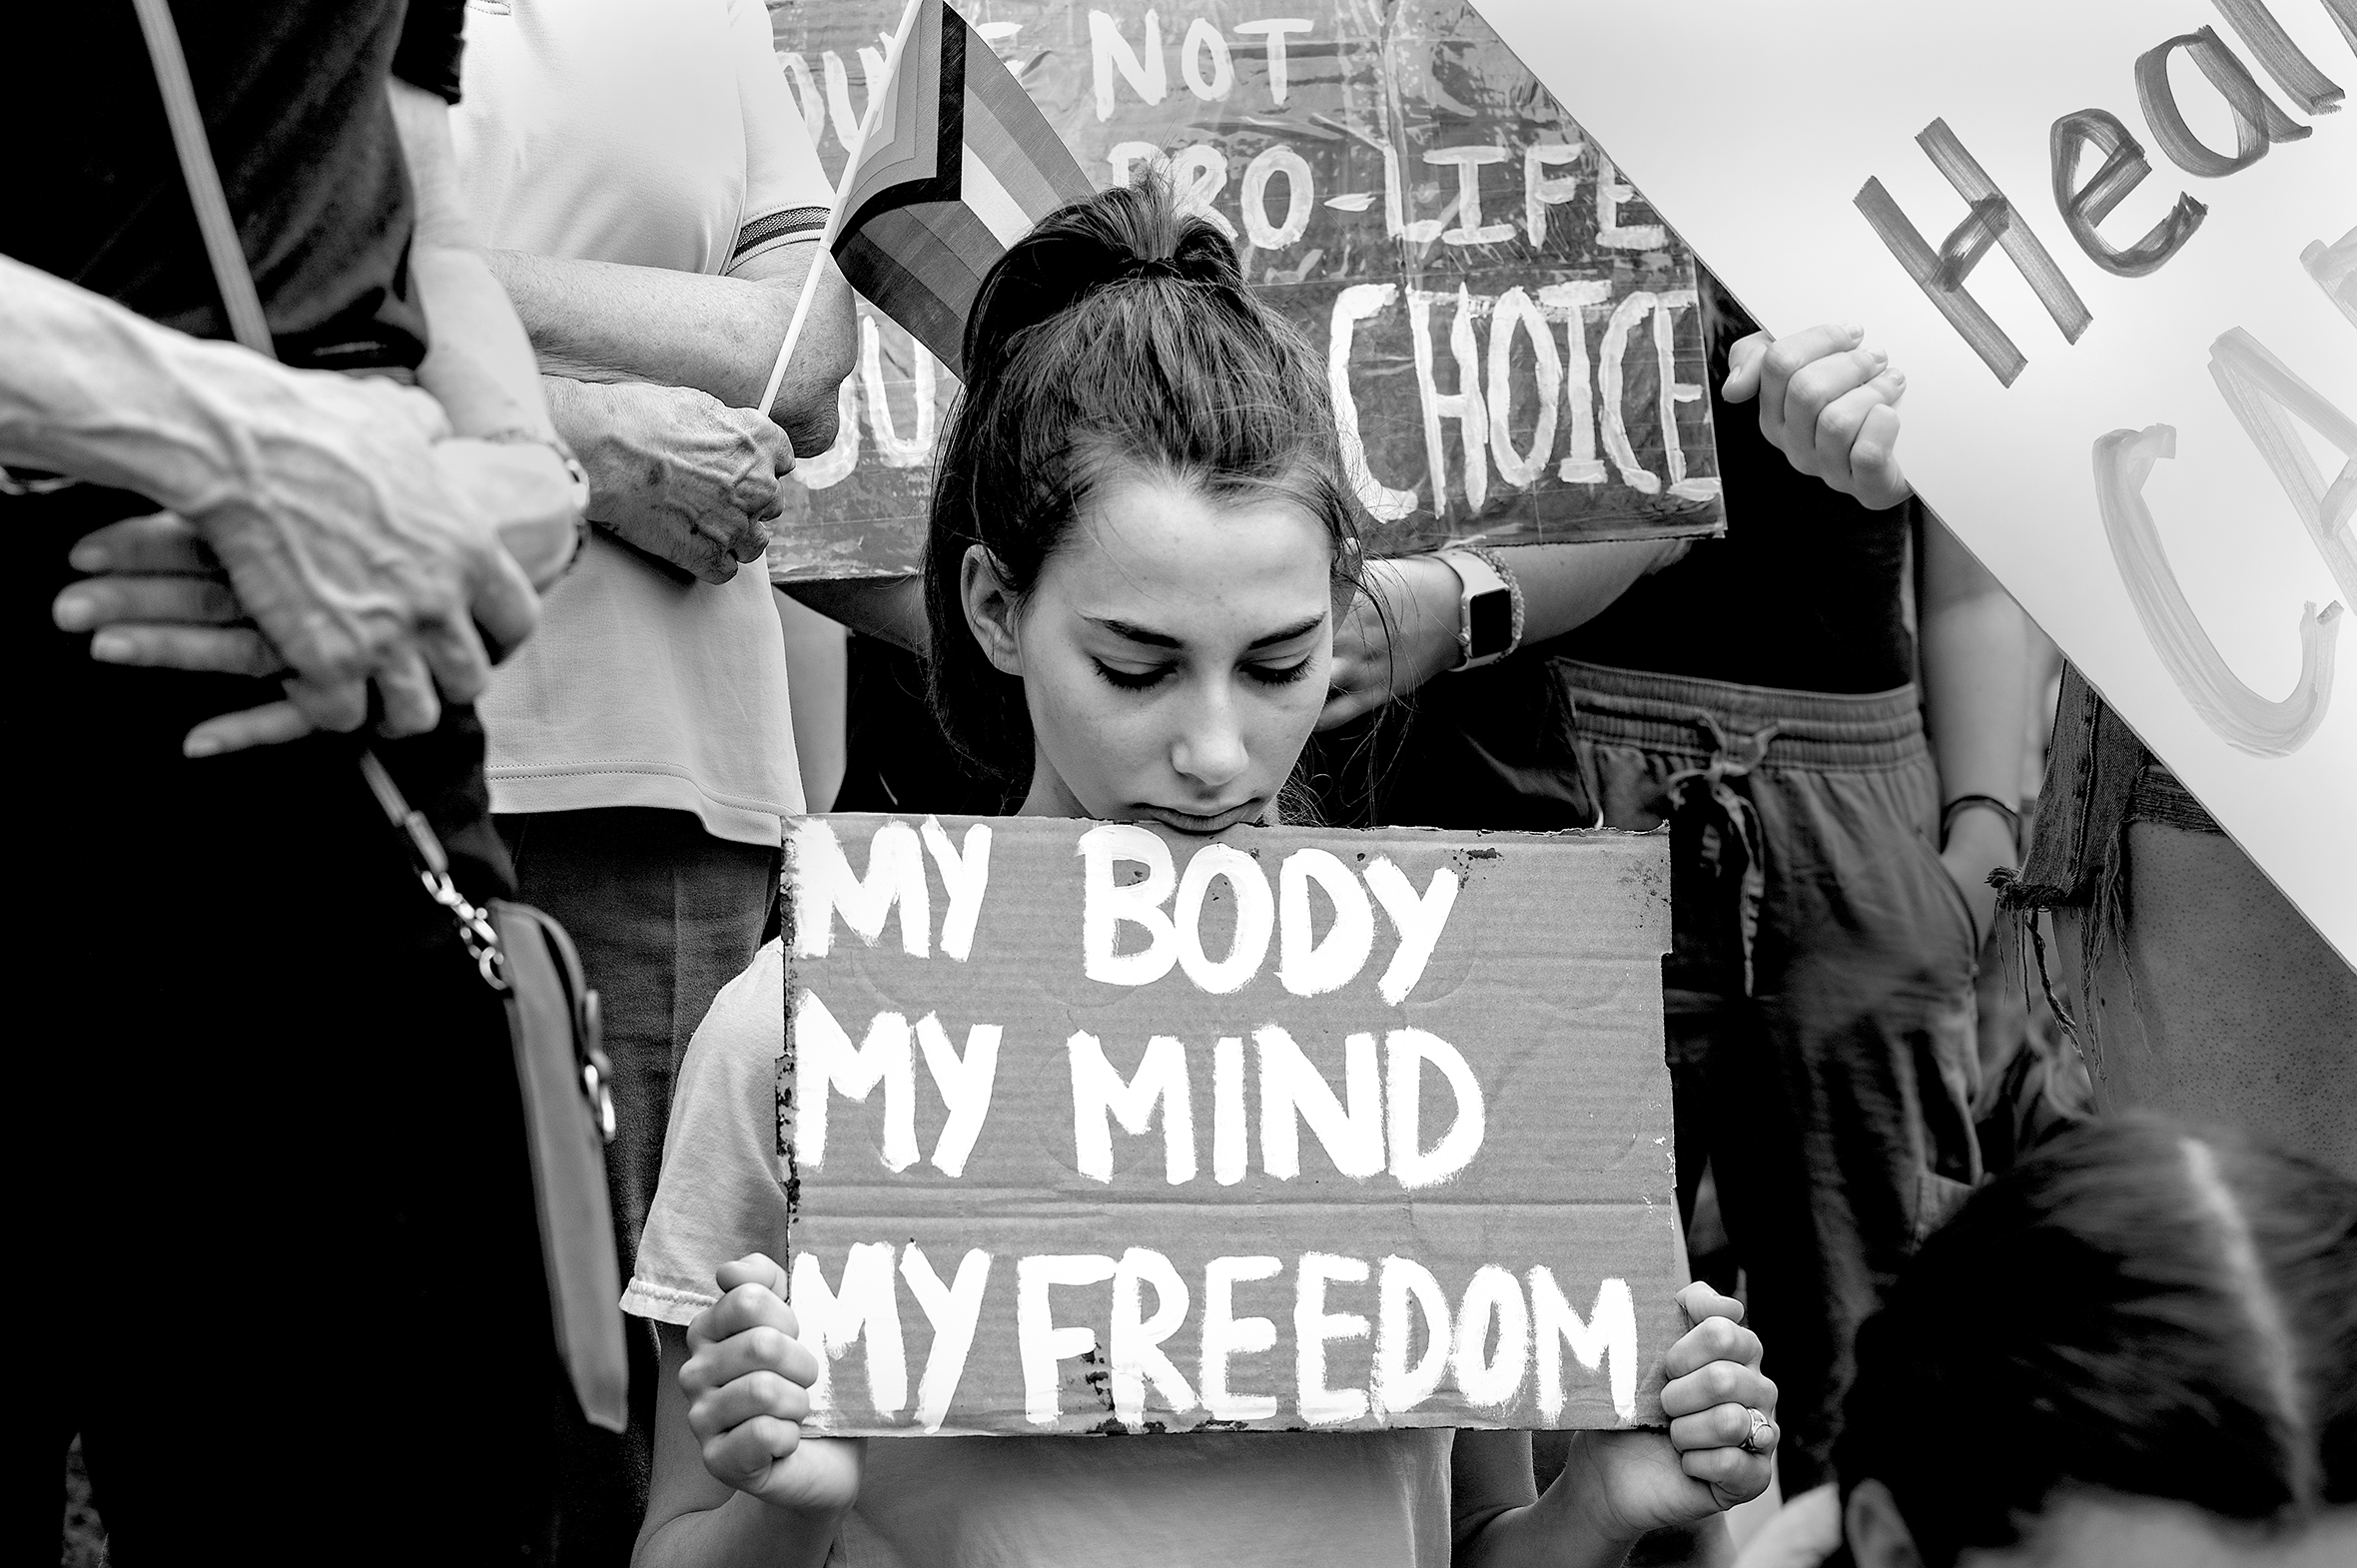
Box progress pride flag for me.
[779,815,1687,1435]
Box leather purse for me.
[129,0,629,1431]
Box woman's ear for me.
[960,543,1025,677]
[1846,1479,1928,1568]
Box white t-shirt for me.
[451,0,831,844]
[627,941,1458,1568]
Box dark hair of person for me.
[923,171,1365,782]
[1834,1115,2357,1565]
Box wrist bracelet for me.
[1941,793,2021,848]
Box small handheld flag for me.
[757,0,1095,414]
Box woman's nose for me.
[1171,686,1248,790]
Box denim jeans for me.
[1384,659,1981,1490]
[496,807,783,1568]
[2008,665,2357,1177]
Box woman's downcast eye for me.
[1092,659,1174,690]
[1247,658,1313,687]
[1090,657,1313,691]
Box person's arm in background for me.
[513,238,855,586]
[1319,537,1689,730]
[480,0,859,587]
[485,244,856,456]
[1721,321,2026,939]
[1919,513,2029,944]
[391,76,580,586]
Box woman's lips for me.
[1135,799,1263,834]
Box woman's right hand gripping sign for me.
[1723,324,1913,510]
[680,1254,863,1523]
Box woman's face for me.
[964,471,1336,834]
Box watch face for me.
[1468,585,1513,658]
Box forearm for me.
[387,79,554,442]
[1,253,311,512]
[1506,537,1688,644]
[1919,514,2029,812]
[412,245,557,439]
[1456,1478,1635,1568]
[482,247,854,451]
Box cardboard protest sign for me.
[1464,0,2357,963]
[762,0,1727,580]
[780,814,1685,1435]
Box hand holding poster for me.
[1466,0,2357,961]
[763,0,1727,578]
[781,814,1686,1434]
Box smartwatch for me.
[1435,547,1516,670]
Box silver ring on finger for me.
[1740,1406,1774,1455]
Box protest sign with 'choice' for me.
[779,814,1685,1435]
[763,0,1725,580]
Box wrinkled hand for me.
[54,424,586,757]
[1319,555,1463,730]
[1723,324,1911,509]
[564,381,793,585]
[54,510,286,681]
[170,373,539,750]
[681,1254,864,1518]
[1558,1282,1778,1540]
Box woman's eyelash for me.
[1093,659,1172,690]
[1248,658,1313,686]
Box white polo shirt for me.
[452,0,831,843]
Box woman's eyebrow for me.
[1088,612,1328,652]
[1245,613,1327,651]
[1088,616,1183,649]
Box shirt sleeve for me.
[727,0,832,272]
[623,939,794,1324]
[391,0,468,103]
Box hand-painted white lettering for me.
[793,1243,907,1417]
[1452,1264,1532,1409]
[1017,1253,1118,1425]
[1372,1254,1452,1416]
[900,1243,992,1432]
[1069,1031,1197,1184]
[794,992,916,1172]
[1294,1252,1373,1424]
[915,1014,1000,1176]
[1199,1254,1282,1421]
[1529,1267,1638,1422]
[1112,1246,1198,1423]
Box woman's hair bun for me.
[961,170,1243,380]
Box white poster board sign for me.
[1470,0,2357,964]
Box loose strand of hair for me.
[2179,1135,2320,1507]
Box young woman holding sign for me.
[626,177,1780,1568]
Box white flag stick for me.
[753,0,925,418]
[755,247,831,419]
